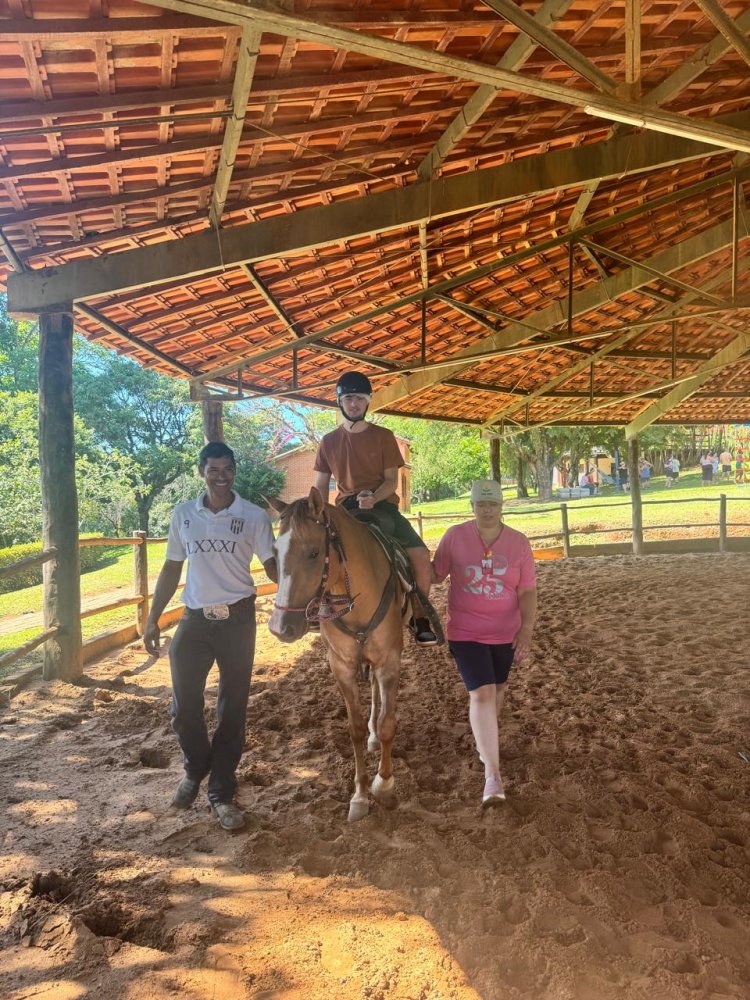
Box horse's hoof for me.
[367,734,380,752]
[371,774,398,810]
[347,798,370,823]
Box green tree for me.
[381,416,488,500]
[0,391,134,546]
[0,298,38,395]
[74,345,201,534]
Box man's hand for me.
[512,627,533,663]
[144,619,161,657]
[357,490,375,510]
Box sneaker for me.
[170,776,201,809]
[212,801,245,831]
[482,774,506,807]
[410,617,439,647]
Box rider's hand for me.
[357,490,375,510]
[144,619,161,656]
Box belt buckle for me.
[203,604,230,621]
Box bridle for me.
[274,505,398,658]
[274,507,357,624]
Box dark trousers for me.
[168,599,256,803]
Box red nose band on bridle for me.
[273,509,357,622]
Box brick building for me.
[272,438,412,511]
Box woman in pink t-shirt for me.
[432,480,537,807]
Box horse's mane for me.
[280,496,362,538]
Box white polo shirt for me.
[166,492,275,608]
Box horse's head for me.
[268,487,328,642]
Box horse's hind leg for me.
[332,661,370,822]
[371,658,400,810]
[367,672,380,752]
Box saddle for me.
[364,522,445,645]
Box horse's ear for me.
[308,486,325,518]
[265,495,287,515]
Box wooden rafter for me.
[10,118,747,313]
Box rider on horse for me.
[313,371,438,646]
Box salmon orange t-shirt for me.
[433,521,536,643]
[314,423,404,505]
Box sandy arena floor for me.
[1,552,749,1000]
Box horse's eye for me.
[308,550,319,559]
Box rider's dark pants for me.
[340,497,426,550]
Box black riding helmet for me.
[335,371,372,422]
[335,371,373,399]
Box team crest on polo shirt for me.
[230,517,245,535]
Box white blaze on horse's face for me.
[268,502,326,641]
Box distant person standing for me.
[700,452,713,486]
[670,454,681,485]
[639,458,653,488]
[144,441,277,831]
[720,447,733,481]
[711,451,719,480]
[432,480,537,807]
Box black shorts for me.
[722,465,732,473]
[448,641,515,691]
[341,498,426,550]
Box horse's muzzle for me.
[268,608,308,642]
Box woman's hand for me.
[512,626,533,663]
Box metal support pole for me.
[671,321,677,381]
[719,493,727,552]
[628,436,644,556]
[39,310,82,681]
[732,177,739,304]
[567,239,574,338]
[589,362,595,407]
[133,530,148,636]
[421,299,427,367]
[560,503,570,558]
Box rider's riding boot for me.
[409,616,439,647]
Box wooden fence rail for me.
[2,494,749,682]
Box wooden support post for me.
[628,435,644,556]
[417,511,424,539]
[560,503,571,558]
[719,493,727,552]
[489,435,501,482]
[39,311,82,681]
[133,531,148,635]
[201,398,224,442]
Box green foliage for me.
[0,299,38,395]
[0,391,135,546]
[381,416,488,500]
[73,343,202,532]
[224,407,285,506]
[0,539,119,595]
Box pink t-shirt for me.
[433,521,536,644]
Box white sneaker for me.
[482,774,506,806]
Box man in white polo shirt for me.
[144,441,276,831]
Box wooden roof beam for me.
[370,217,743,414]
[625,330,750,437]
[138,0,750,154]
[693,0,750,70]
[417,0,575,181]
[481,0,617,94]
[10,116,746,314]
[209,27,261,228]
[566,5,750,231]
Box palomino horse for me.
[268,487,404,822]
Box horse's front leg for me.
[371,652,400,810]
[330,654,370,822]
[367,671,380,752]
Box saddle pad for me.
[365,523,415,594]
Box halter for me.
[273,508,357,624]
